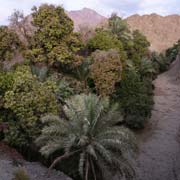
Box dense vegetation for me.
[0,4,177,180]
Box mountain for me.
[68,8,180,52]
[126,14,180,52]
[11,8,180,52]
[67,8,106,31]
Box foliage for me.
[0,26,23,62]
[26,4,82,65]
[109,13,130,41]
[31,64,49,81]
[0,71,14,96]
[87,29,127,61]
[139,58,157,79]
[108,14,150,65]
[113,67,154,129]
[4,66,59,147]
[165,39,180,63]
[150,52,169,73]
[36,94,137,180]
[90,49,122,96]
[13,168,30,180]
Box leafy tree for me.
[4,66,59,147]
[36,94,136,180]
[131,30,150,65]
[26,4,82,65]
[0,26,23,62]
[139,58,156,79]
[87,29,127,61]
[107,15,150,66]
[109,13,130,40]
[165,39,180,63]
[90,49,122,96]
[113,67,154,129]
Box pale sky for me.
[0,0,180,25]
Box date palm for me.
[36,94,137,180]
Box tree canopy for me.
[26,4,82,65]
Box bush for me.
[4,66,59,147]
[0,26,23,63]
[113,67,154,129]
[13,168,30,180]
[87,29,127,62]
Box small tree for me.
[90,49,122,96]
[26,4,82,66]
[0,26,23,62]
[87,29,127,61]
[36,94,137,180]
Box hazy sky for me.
[0,0,180,25]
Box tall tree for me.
[26,4,82,66]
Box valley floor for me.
[136,57,180,180]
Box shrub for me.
[87,29,127,62]
[4,66,59,147]
[113,67,154,129]
[0,26,23,63]
[13,168,30,180]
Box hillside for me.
[126,14,180,52]
[67,8,106,31]
[67,8,180,52]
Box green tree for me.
[26,4,82,65]
[90,49,122,96]
[0,26,23,62]
[87,29,127,62]
[131,30,150,65]
[109,13,130,40]
[36,94,136,180]
[113,67,154,129]
[4,66,59,147]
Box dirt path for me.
[136,57,180,180]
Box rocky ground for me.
[0,142,72,180]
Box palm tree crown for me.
[36,94,137,180]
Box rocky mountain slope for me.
[68,8,180,52]
[126,14,180,52]
[67,8,106,31]
[10,8,180,52]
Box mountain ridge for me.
[67,8,180,52]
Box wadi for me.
[0,3,180,180]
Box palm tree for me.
[36,94,137,180]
